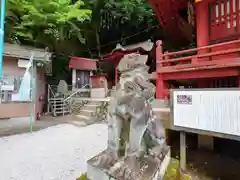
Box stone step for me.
[86,102,104,107]
[72,115,98,125]
[81,105,98,112]
[74,114,91,120]
[71,97,110,102]
[86,101,102,105]
[79,109,95,117]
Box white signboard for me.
[18,59,29,68]
[173,89,240,136]
[1,85,14,91]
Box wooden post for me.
[156,40,167,99]
[156,73,166,99]
[156,40,163,72]
[115,66,118,86]
[180,131,186,171]
[196,0,209,61]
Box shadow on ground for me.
[169,130,240,180]
[0,115,103,137]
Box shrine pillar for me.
[72,69,76,90]
[115,65,118,86]
[156,40,168,99]
[196,1,214,147]
[196,1,209,55]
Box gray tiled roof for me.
[3,43,52,62]
[115,39,154,51]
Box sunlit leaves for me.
[6,0,91,44]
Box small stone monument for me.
[56,80,68,96]
[87,53,170,180]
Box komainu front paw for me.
[150,145,168,160]
[92,151,117,168]
[109,161,140,180]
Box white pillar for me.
[90,71,93,88]
[72,69,76,91]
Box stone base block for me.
[90,88,106,98]
[87,148,171,180]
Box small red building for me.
[69,56,97,89]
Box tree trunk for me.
[95,28,101,59]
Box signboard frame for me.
[170,88,240,141]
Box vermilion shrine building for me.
[103,0,240,97]
[147,0,240,99]
[147,0,240,170]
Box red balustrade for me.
[156,39,240,73]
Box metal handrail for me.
[48,84,56,98]
[63,84,91,102]
[0,90,12,103]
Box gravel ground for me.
[0,123,108,180]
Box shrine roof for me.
[102,39,154,64]
[69,56,97,70]
[4,43,52,62]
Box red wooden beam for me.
[158,48,240,65]
[160,60,240,74]
[161,39,240,58]
[157,57,240,72]
[161,67,239,80]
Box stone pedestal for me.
[90,88,107,98]
[87,148,171,180]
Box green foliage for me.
[85,0,154,29]
[6,0,91,45]
[81,0,157,57]
[5,0,159,80]
[6,0,156,52]
[103,0,154,25]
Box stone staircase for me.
[48,83,110,123]
[71,98,109,123]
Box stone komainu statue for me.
[93,53,168,179]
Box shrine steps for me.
[71,98,108,123]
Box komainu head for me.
[117,53,150,82]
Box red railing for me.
[156,39,240,72]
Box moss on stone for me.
[76,173,87,180]
[164,158,192,180]
[164,159,180,180]
[77,159,192,180]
